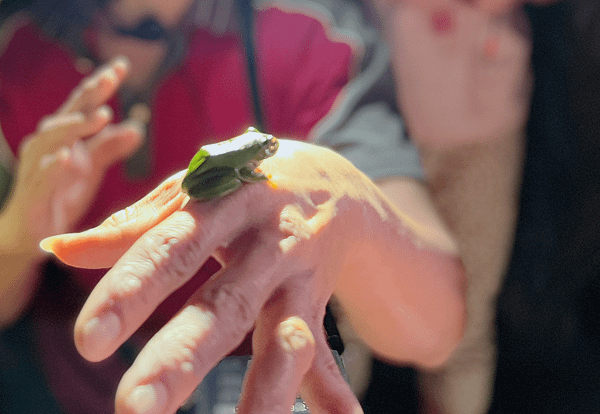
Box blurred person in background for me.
[0,0,466,412]
[368,0,600,413]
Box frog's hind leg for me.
[236,165,268,183]
[188,167,242,200]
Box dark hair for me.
[0,0,110,49]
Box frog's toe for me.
[237,166,267,183]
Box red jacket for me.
[0,7,354,326]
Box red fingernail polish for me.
[431,10,454,34]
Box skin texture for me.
[374,0,557,412]
[0,58,142,328]
[43,139,466,414]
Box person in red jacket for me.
[372,0,600,413]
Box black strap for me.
[236,0,265,132]
[235,0,344,355]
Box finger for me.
[239,317,316,413]
[299,335,363,414]
[58,56,129,115]
[72,209,213,361]
[237,281,317,414]
[113,244,283,414]
[34,105,113,157]
[40,170,189,268]
[72,194,256,360]
[32,146,78,200]
[86,121,144,172]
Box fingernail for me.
[39,236,57,253]
[123,119,146,136]
[277,317,315,353]
[99,67,118,85]
[128,102,151,125]
[96,105,113,121]
[431,10,454,34]
[82,311,121,353]
[58,146,71,162]
[113,55,130,73]
[126,382,168,414]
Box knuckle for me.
[138,233,182,286]
[160,332,205,381]
[144,232,176,269]
[37,115,55,132]
[278,206,313,240]
[169,231,204,279]
[71,80,96,111]
[105,204,139,228]
[18,135,35,156]
[109,259,157,309]
[155,307,216,382]
[110,265,146,298]
[130,231,195,292]
[204,283,258,334]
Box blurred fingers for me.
[86,120,144,172]
[33,146,79,199]
[22,106,113,168]
[58,56,129,115]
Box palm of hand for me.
[386,2,532,145]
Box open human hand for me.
[378,0,533,146]
[41,139,465,413]
[1,57,141,253]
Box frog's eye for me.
[266,137,278,155]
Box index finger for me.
[40,170,188,268]
[58,56,130,115]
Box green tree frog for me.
[182,127,279,201]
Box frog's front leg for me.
[236,165,269,183]
[185,167,242,201]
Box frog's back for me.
[201,129,269,168]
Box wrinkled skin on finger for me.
[44,140,466,413]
